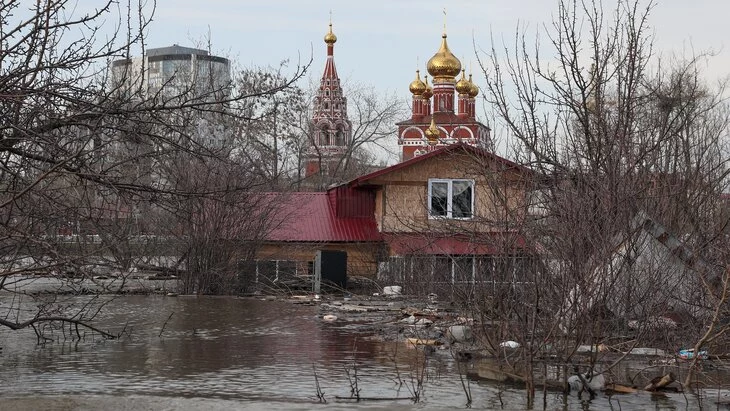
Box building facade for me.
[304,23,352,179]
[255,143,536,296]
[111,45,230,101]
[397,31,492,161]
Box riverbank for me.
[0,273,179,296]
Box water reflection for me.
[0,295,720,410]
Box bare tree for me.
[0,0,307,338]
[287,82,406,189]
[316,84,404,187]
[234,64,308,186]
[478,0,730,400]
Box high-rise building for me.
[109,45,232,152]
[304,23,352,178]
[111,45,230,101]
[397,31,492,160]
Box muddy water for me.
[0,295,723,410]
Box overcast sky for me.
[141,0,730,96]
[65,1,729,160]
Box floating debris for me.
[679,348,708,360]
[499,341,520,349]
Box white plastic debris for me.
[499,340,520,349]
[383,286,402,296]
[322,314,338,322]
[447,325,473,342]
[567,373,605,392]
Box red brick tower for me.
[304,22,352,178]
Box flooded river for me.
[0,295,725,410]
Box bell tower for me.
[304,21,352,179]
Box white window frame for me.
[427,178,475,219]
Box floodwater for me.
[0,294,726,410]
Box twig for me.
[455,354,473,407]
[312,364,326,403]
[159,312,174,337]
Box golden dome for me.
[468,73,479,97]
[422,75,433,99]
[324,23,337,45]
[425,117,441,144]
[426,33,461,82]
[409,70,427,95]
[455,69,471,95]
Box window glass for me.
[430,182,448,217]
[452,181,473,218]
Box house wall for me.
[255,242,382,278]
[367,151,530,233]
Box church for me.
[250,22,536,295]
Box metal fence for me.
[377,254,538,300]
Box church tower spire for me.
[305,20,352,180]
[396,23,492,160]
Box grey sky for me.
[142,0,729,96]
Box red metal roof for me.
[348,142,532,187]
[383,232,529,255]
[265,192,381,243]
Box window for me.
[335,127,345,145]
[320,125,329,145]
[428,179,474,218]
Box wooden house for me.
[253,143,537,294]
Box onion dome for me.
[324,23,337,45]
[455,69,471,95]
[426,33,461,82]
[422,75,433,99]
[409,70,427,96]
[468,73,479,97]
[425,117,441,144]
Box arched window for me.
[320,125,329,146]
[335,127,345,146]
[323,102,329,110]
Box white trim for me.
[427,178,475,219]
[400,126,425,140]
[450,126,475,140]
